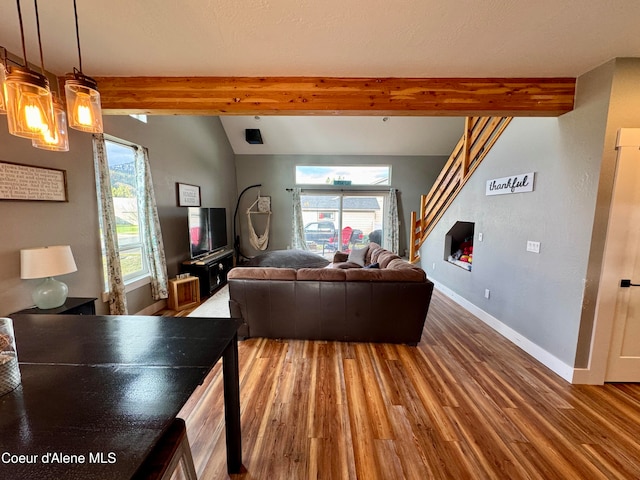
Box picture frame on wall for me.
[176,183,201,207]
[0,160,68,202]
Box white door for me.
[605,132,640,381]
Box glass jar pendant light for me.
[33,93,69,151]
[5,0,55,140]
[65,0,103,133]
[0,50,8,115]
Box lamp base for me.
[32,277,69,309]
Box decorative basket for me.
[0,355,20,396]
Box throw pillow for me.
[347,246,368,267]
[364,262,380,269]
[332,251,349,263]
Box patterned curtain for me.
[134,146,169,300]
[383,188,400,254]
[291,188,309,250]
[93,134,128,314]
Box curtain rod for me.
[286,187,396,193]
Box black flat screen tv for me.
[187,207,227,259]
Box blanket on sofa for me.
[241,249,330,269]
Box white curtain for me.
[291,188,308,250]
[383,188,399,254]
[93,134,128,314]
[134,146,169,300]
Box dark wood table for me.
[0,314,242,480]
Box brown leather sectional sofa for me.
[227,243,434,345]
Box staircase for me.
[408,116,512,263]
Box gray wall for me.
[0,115,236,315]
[420,58,640,368]
[233,154,448,258]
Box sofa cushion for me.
[332,251,349,263]
[377,251,401,268]
[228,267,297,280]
[347,246,369,267]
[297,268,347,281]
[344,268,426,282]
[329,262,363,269]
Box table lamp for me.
[20,245,78,309]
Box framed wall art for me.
[176,183,201,207]
[0,160,68,202]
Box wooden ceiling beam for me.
[91,76,576,116]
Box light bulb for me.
[73,92,93,126]
[23,98,46,133]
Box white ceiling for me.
[1,0,639,155]
[220,116,465,156]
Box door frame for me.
[577,128,640,384]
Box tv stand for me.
[180,249,233,297]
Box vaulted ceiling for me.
[1,0,638,154]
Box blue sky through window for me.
[295,166,390,185]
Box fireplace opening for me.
[444,221,474,271]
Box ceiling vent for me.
[245,128,263,144]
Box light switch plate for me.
[526,240,541,253]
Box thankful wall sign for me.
[486,172,535,196]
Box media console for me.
[180,248,234,298]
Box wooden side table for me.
[11,297,97,316]
[168,277,200,311]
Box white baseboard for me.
[432,281,575,383]
[135,299,166,316]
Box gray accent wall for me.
[233,154,448,259]
[419,58,640,369]
[0,115,236,316]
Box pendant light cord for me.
[16,0,28,67]
[73,0,83,73]
[33,0,46,75]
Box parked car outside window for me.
[304,221,336,244]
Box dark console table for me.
[181,248,234,297]
[11,297,97,315]
[0,314,242,479]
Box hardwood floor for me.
[174,289,640,479]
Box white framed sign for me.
[176,183,201,206]
[486,172,535,196]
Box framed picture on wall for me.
[176,183,201,207]
[0,160,68,202]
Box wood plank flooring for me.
[174,289,640,479]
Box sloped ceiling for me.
[1,0,638,155]
[220,116,465,156]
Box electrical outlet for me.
[478,232,483,242]
[526,240,541,253]
[484,289,490,299]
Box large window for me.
[101,139,149,283]
[301,192,386,258]
[295,165,390,186]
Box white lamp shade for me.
[20,245,77,279]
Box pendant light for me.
[32,93,69,151]
[4,0,55,140]
[0,48,7,115]
[31,0,68,151]
[64,0,103,133]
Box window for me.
[101,138,149,284]
[300,192,385,258]
[295,165,390,186]
[129,114,148,123]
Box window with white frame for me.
[295,165,390,186]
[100,138,149,284]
